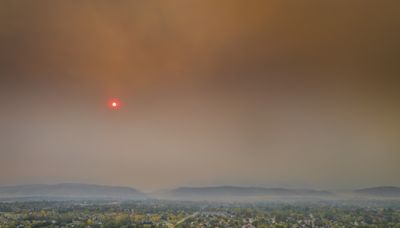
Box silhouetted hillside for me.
[354,186,400,197]
[0,183,146,200]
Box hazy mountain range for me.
[354,186,400,197]
[0,183,146,200]
[0,184,399,201]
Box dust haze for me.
[0,0,399,191]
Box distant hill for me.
[354,186,400,197]
[161,186,333,200]
[0,183,146,200]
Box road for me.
[174,212,199,227]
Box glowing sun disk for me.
[108,98,122,110]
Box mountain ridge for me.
[0,183,146,200]
[354,186,400,197]
[2,184,400,201]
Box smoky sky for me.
[0,1,399,191]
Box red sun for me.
[108,98,122,110]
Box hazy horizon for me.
[1,1,400,192]
[1,182,398,193]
